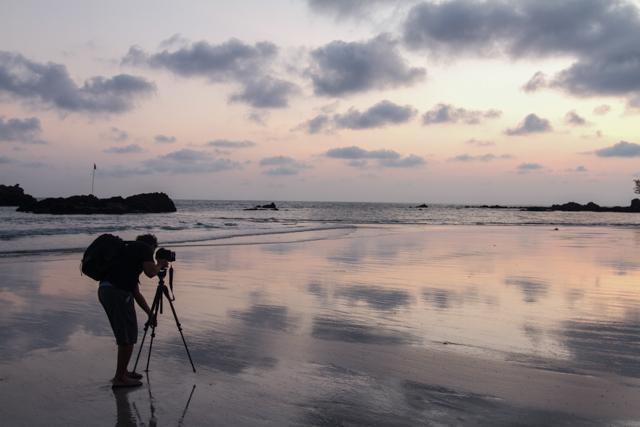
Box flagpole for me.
[91,164,96,196]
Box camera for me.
[155,247,176,262]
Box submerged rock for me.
[0,184,37,207]
[17,192,176,214]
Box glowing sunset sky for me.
[1,0,640,204]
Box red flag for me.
[94,163,96,170]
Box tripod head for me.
[156,265,175,301]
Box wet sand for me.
[2,225,640,426]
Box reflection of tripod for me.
[133,267,196,373]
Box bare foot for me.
[112,375,142,388]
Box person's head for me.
[136,234,158,251]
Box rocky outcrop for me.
[522,199,640,213]
[244,202,278,211]
[0,184,37,207]
[17,192,176,214]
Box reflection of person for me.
[98,234,169,388]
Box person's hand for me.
[158,259,170,269]
[147,313,157,327]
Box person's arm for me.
[142,259,169,278]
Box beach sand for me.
[2,225,640,426]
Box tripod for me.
[133,266,196,373]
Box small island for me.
[244,203,279,211]
[471,199,640,213]
[16,192,176,214]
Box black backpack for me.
[81,234,129,281]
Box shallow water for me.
[1,225,640,426]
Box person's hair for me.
[136,234,158,248]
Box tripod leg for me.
[133,284,163,373]
[163,288,197,372]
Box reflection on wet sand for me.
[2,225,640,425]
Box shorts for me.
[98,284,138,345]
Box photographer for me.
[98,234,170,388]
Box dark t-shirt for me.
[104,241,154,292]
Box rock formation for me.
[17,192,176,214]
[0,184,37,207]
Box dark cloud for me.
[122,39,298,109]
[327,146,425,169]
[206,139,256,148]
[294,114,331,134]
[379,154,425,168]
[0,156,15,163]
[564,110,588,126]
[593,104,612,115]
[447,153,496,162]
[421,103,501,125]
[140,148,243,174]
[309,34,426,97]
[334,100,417,129]
[295,100,417,134]
[154,135,176,143]
[259,155,312,176]
[505,114,552,136]
[123,39,277,80]
[521,71,548,93]
[595,141,640,158]
[228,75,299,108]
[103,144,143,154]
[402,0,640,104]
[0,117,45,143]
[307,0,397,17]
[516,163,544,174]
[0,51,155,114]
[326,146,400,160]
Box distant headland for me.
[1,185,176,214]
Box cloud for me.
[0,156,15,163]
[379,154,425,168]
[516,162,544,174]
[0,51,155,114]
[294,114,331,134]
[565,166,588,172]
[594,141,640,158]
[447,153,497,162]
[421,103,501,125]
[122,39,298,109]
[402,0,640,104]
[140,148,243,174]
[593,104,612,115]
[564,110,589,126]
[505,114,552,136]
[103,144,143,154]
[259,155,312,175]
[326,146,400,160]
[309,34,426,97]
[295,100,417,133]
[306,0,398,17]
[334,100,417,129]
[206,139,256,148]
[154,135,176,143]
[0,116,45,143]
[465,138,495,147]
[228,75,300,108]
[521,71,548,93]
[101,127,129,142]
[326,146,424,168]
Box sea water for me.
[2,200,640,256]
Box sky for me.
[1,0,640,205]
